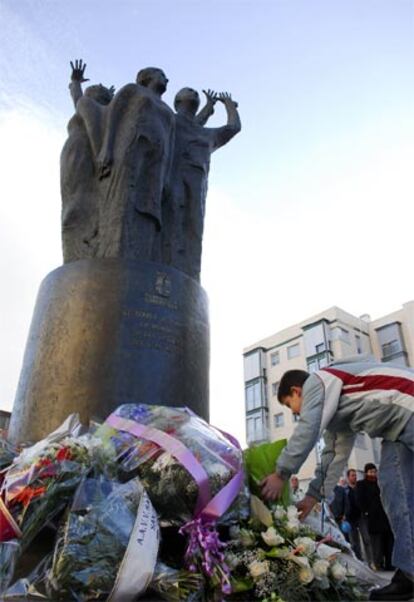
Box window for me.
[287,343,300,359]
[318,356,328,368]
[270,351,280,366]
[382,340,401,358]
[292,413,300,423]
[271,381,279,397]
[307,359,318,373]
[315,343,326,353]
[331,326,350,343]
[246,413,266,443]
[245,381,262,411]
[274,413,284,428]
[355,334,362,354]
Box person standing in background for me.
[355,463,394,571]
[345,468,362,560]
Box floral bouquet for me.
[221,496,368,601]
[46,474,159,601]
[0,416,93,594]
[1,435,91,549]
[96,404,249,526]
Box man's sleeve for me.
[307,429,356,501]
[276,374,324,480]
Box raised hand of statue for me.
[218,92,238,109]
[202,89,218,106]
[70,59,89,83]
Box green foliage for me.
[243,440,290,506]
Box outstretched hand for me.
[70,59,89,83]
[218,92,238,108]
[296,495,318,521]
[202,89,218,105]
[260,472,285,502]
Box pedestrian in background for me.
[345,468,362,560]
[355,463,394,571]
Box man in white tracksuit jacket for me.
[261,356,414,601]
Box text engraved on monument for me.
[123,308,184,354]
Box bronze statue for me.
[163,88,241,280]
[60,60,241,278]
[61,60,114,262]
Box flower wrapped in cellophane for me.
[46,475,159,601]
[96,404,249,527]
[1,415,92,551]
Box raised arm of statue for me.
[97,83,137,179]
[195,89,218,126]
[69,59,89,108]
[211,92,241,150]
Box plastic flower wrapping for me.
[95,403,250,526]
[0,408,379,601]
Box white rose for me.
[249,560,270,579]
[330,562,347,582]
[292,556,310,568]
[299,566,315,584]
[286,518,300,532]
[287,505,299,519]
[274,506,287,520]
[316,543,340,560]
[313,559,330,578]
[294,537,316,556]
[261,526,285,547]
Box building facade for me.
[243,301,414,487]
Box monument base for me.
[8,259,209,443]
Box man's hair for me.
[346,468,356,476]
[277,370,310,403]
[364,462,376,473]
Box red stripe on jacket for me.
[321,367,414,397]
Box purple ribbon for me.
[105,414,212,515]
[179,518,231,595]
[105,409,245,595]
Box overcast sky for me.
[1,0,413,444]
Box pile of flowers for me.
[0,405,373,601]
[223,497,364,601]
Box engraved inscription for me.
[123,308,184,354]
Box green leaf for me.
[243,440,290,507]
[230,577,254,592]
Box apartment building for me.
[243,301,414,487]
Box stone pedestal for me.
[8,259,209,443]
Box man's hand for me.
[218,91,239,109]
[260,473,285,502]
[202,89,218,105]
[70,59,89,83]
[296,495,318,520]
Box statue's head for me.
[136,67,168,95]
[174,87,200,116]
[84,84,115,105]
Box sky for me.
[0,0,413,445]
